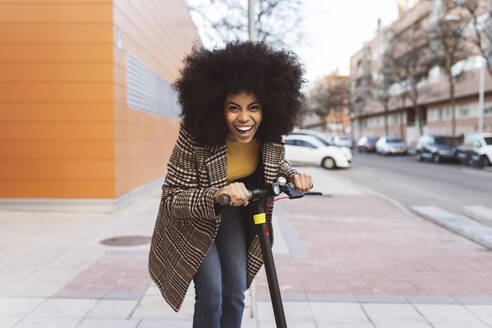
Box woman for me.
[148,42,312,328]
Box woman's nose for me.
[238,110,249,122]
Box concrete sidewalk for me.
[2,167,492,328]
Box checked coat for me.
[148,123,298,312]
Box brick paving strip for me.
[256,195,492,303]
[54,250,151,300]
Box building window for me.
[485,101,492,116]
[459,105,470,118]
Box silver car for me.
[375,137,408,155]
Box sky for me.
[295,0,399,85]
[188,0,400,88]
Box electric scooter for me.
[218,176,323,328]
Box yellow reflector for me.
[253,213,266,225]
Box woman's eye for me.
[249,105,261,111]
[228,106,239,112]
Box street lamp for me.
[249,0,255,41]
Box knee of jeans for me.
[223,281,246,303]
[195,286,222,312]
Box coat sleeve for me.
[278,158,298,181]
[161,124,220,221]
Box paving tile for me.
[374,320,432,328]
[15,316,81,328]
[3,281,66,298]
[257,301,313,322]
[415,304,483,323]
[309,302,369,323]
[258,320,316,328]
[465,305,492,325]
[137,319,192,328]
[131,295,193,320]
[75,318,140,328]
[430,323,489,328]
[1,316,24,328]
[86,300,139,318]
[0,297,44,318]
[26,298,98,318]
[362,303,426,322]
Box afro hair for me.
[174,41,305,145]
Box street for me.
[336,152,492,214]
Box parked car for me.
[290,129,353,153]
[415,135,460,163]
[283,134,352,169]
[458,133,492,167]
[330,135,353,148]
[375,136,408,155]
[356,136,379,152]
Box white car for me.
[375,136,408,155]
[458,133,492,167]
[283,134,352,169]
[330,135,353,148]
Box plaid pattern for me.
[148,123,297,312]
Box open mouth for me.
[234,125,254,137]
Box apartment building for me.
[350,0,492,146]
[0,0,200,211]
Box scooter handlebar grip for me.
[218,194,231,206]
[218,191,254,206]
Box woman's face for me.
[224,91,262,143]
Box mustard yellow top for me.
[226,138,260,182]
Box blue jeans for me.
[192,205,247,328]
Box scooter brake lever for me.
[284,182,304,199]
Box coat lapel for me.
[262,142,284,184]
[205,143,228,188]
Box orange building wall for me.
[113,0,200,198]
[0,0,200,200]
[0,0,115,198]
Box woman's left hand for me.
[289,173,312,192]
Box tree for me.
[461,0,492,77]
[429,0,473,136]
[393,27,433,137]
[185,0,305,48]
[372,33,398,137]
[306,78,331,131]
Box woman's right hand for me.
[213,182,250,207]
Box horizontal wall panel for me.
[0,179,114,198]
[0,44,113,62]
[0,160,114,179]
[126,54,180,119]
[0,3,112,23]
[0,83,114,102]
[0,103,113,121]
[0,63,113,82]
[0,141,114,160]
[0,24,112,43]
[0,122,114,141]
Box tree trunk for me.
[450,81,456,136]
[384,104,389,137]
[400,111,405,140]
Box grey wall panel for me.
[126,53,180,119]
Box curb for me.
[411,206,492,250]
[464,205,492,228]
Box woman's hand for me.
[289,173,312,192]
[213,182,251,207]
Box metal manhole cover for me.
[100,235,151,247]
